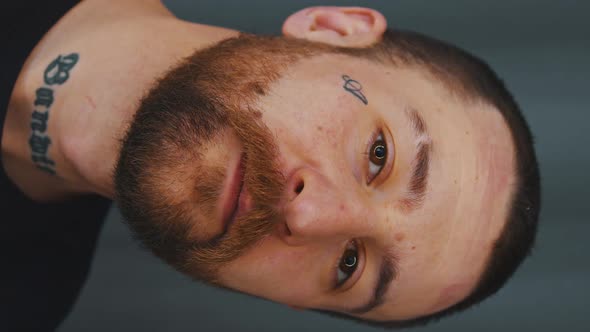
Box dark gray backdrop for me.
[60,1,590,331]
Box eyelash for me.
[333,129,387,289]
[365,129,388,184]
[335,240,361,289]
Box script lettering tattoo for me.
[341,75,368,105]
[33,88,54,107]
[30,110,49,132]
[28,53,80,175]
[44,53,79,85]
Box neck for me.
[1,0,238,202]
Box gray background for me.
[60,1,589,331]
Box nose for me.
[279,166,369,246]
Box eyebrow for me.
[344,108,431,315]
[346,253,397,315]
[399,108,432,212]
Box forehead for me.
[259,54,516,319]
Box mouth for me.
[221,153,252,233]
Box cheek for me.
[260,92,358,147]
[216,236,322,306]
[429,282,472,313]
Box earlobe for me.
[282,6,387,47]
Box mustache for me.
[185,108,286,282]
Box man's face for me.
[121,37,516,321]
[211,54,515,321]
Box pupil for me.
[374,145,386,159]
[344,253,357,267]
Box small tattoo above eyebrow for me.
[341,74,368,106]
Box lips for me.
[221,153,245,232]
[220,152,255,233]
[233,165,254,225]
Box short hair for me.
[317,29,541,328]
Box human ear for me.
[282,6,387,47]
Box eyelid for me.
[365,124,395,185]
[333,240,366,292]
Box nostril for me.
[284,223,292,236]
[278,221,292,237]
[295,181,304,194]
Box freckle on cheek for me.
[394,233,405,242]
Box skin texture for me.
[215,55,515,320]
[2,0,239,201]
[2,3,385,201]
[1,0,516,323]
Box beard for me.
[113,33,332,282]
[183,106,287,282]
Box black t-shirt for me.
[1,2,112,331]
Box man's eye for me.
[336,240,359,286]
[367,132,387,183]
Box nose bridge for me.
[282,166,368,245]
